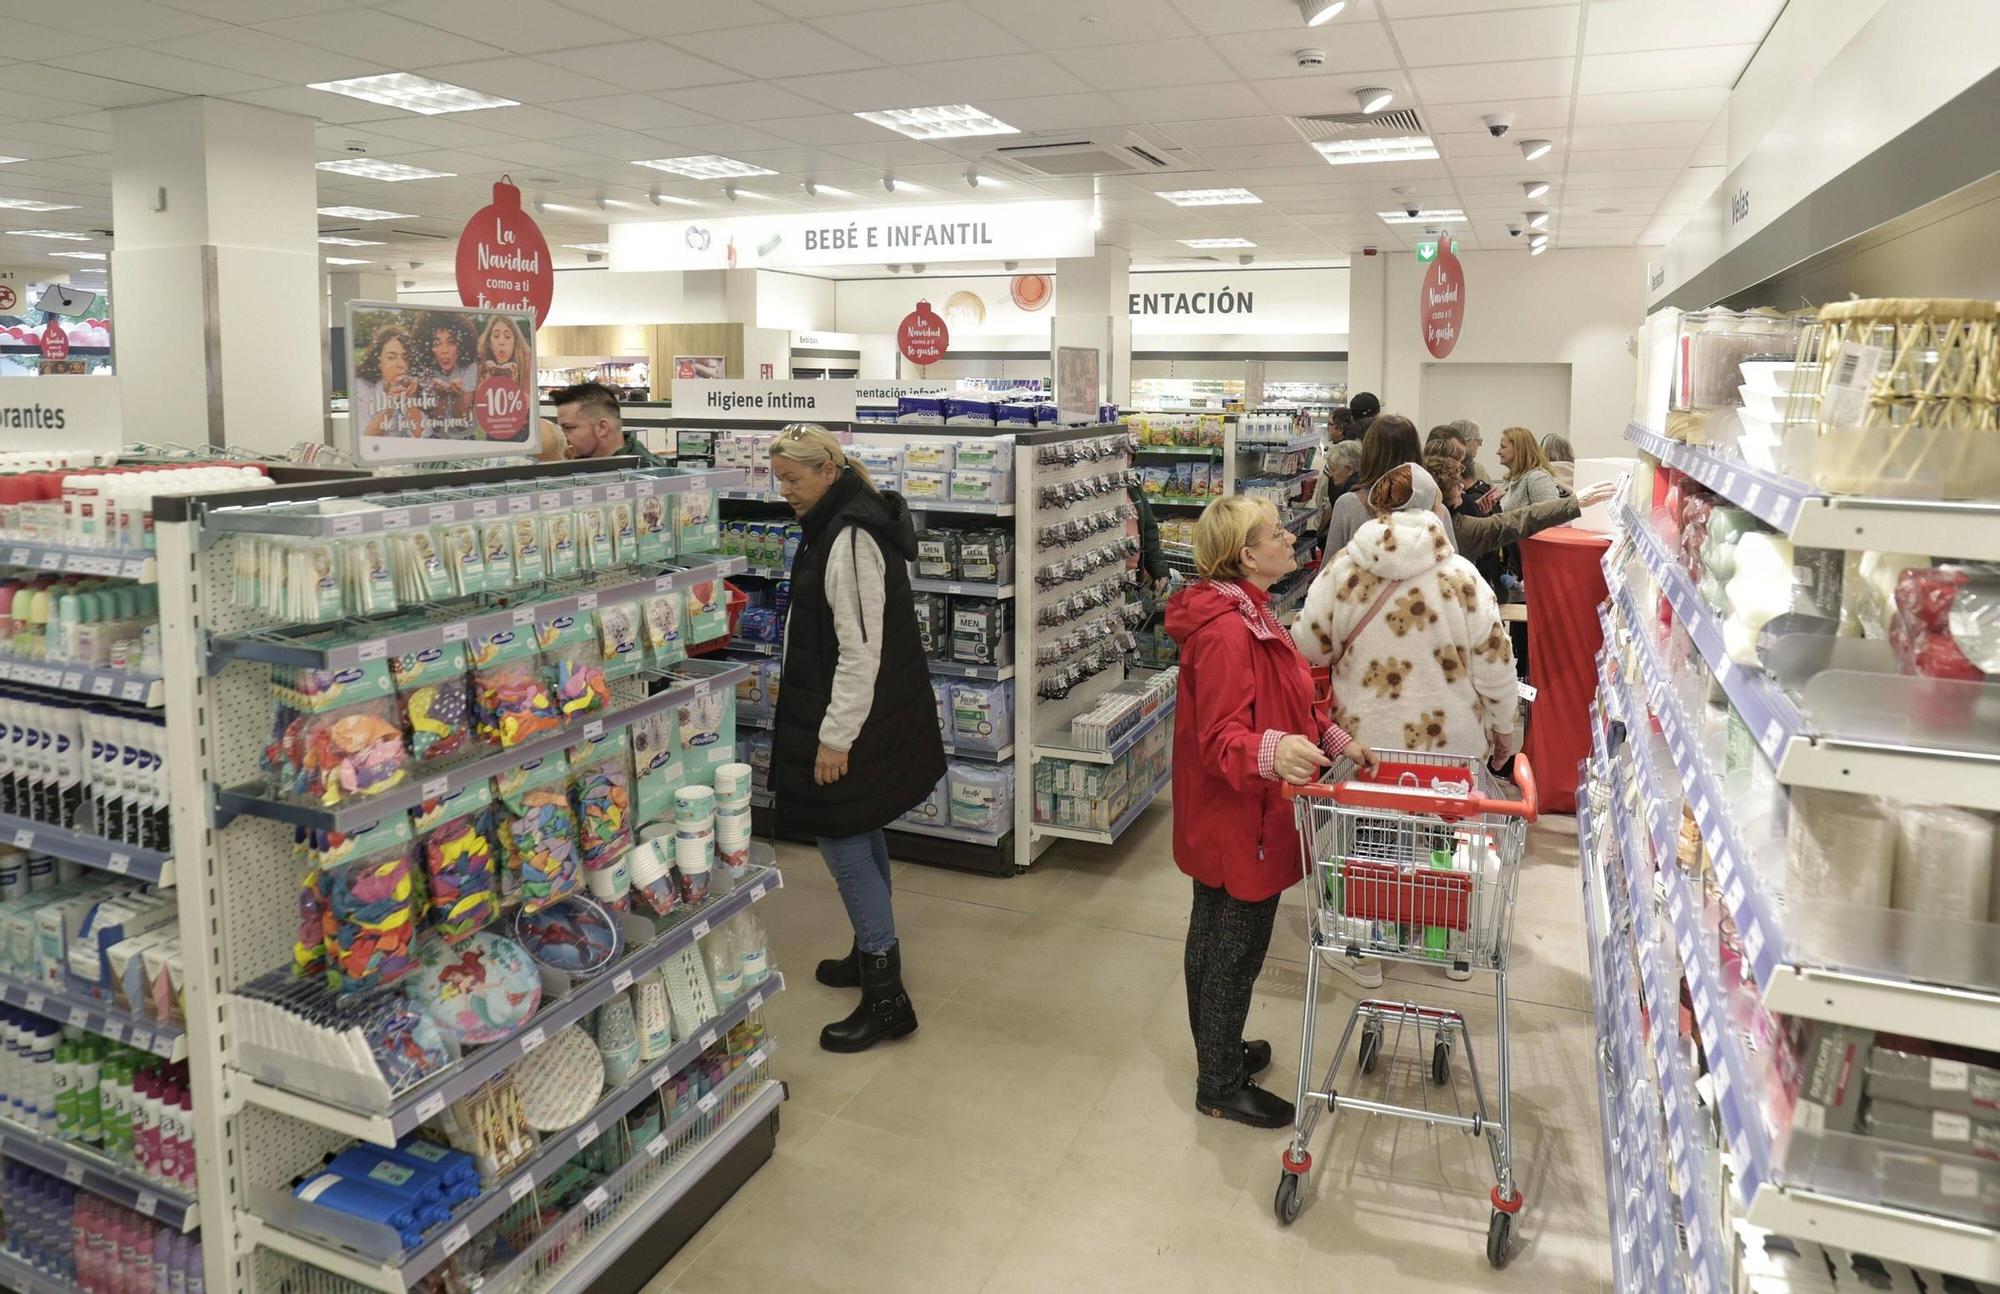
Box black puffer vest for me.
[774,470,947,839]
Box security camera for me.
[1483,112,1515,138]
[1404,202,1420,218]
[1295,48,1327,68]
[342,140,368,154]
[1507,224,1523,237]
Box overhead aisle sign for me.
[612,201,1094,272]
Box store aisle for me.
[648,795,1610,1294]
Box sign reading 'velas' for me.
[672,380,857,424]
[612,201,1094,272]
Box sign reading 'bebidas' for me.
[671,380,858,424]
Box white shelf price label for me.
[68,1006,89,1029]
[330,516,363,537]
[442,1223,471,1257]
[107,849,134,873]
[61,1162,83,1185]
[414,1092,447,1123]
[11,829,32,848]
[603,483,628,501]
[747,992,764,1013]
[511,607,535,627]
[60,672,82,691]
[441,622,469,643]
[749,882,768,900]
[121,681,147,703]
[690,919,711,941]
[355,640,387,663]
[611,969,634,993]
[22,992,42,1014]
[7,548,25,566]
[508,494,533,514]
[90,677,113,697]
[571,488,594,506]
[1740,919,1765,966]
[101,1020,125,1042]
[696,1091,719,1114]
[508,1175,535,1204]
[428,504,457,524]
[698,1028,718,1050]
[747,1048,766,1067]
[473,499,498,518]
[539,492,564,512]
[574,1119,599,1150]
[129,1030,152,1054]
[655,575,677,593]
[584,1187,610,1214]
[646,1133,668,1158]
[576,592,598,611]
[421,777,448,801]
[380,509,412,530]
[518,1025,546,1055]
[583,720,604,741]
[133,1192,157,1218]
[651,1066,673,1091]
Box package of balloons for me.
[266,658,412,806]
[538,613,611,719]
[314,817,423,996]
[413,782,502,944]
[391,640,476,763]
[568,731,634,902]
[470,626,563,748]
[494,756,582,915]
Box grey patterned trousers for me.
[1185,880,1280,1101]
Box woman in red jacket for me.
[1165,495,1375,1128]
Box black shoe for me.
[1243,1039,1273,1078]
[815,944,861,989]
[820,942,918,1053]
[1196,1082,1295,1129]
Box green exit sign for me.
[1416,241,1438,263]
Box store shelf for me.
[907,499,1016,517]
[728,637,779,656]
[1279,506,1318,535]
[940,741,1012,763]
[1626,422,2000,562]
[0,1248,80,1294]
[0,972,185,1062]
[0,541,156,583]
[1745,1186,2000,1285]
[909,577,1014,599]
[214,660,750,832]
[1147,495,1211,509]
[0,812,173,887]
[0,1115,198,1232]
[734,564,790,579]
[1621,505,2000,811]
[737,713,772,731]
[1032,697,1175,765]
[203,558,746,673]
[928,659,1013,681]
[1237,469,1315,496]
[886,818,1008,847]
[231,862,783,1147]
[1130,444,1221,457]
[242,979,784,1294]
[0,659,162,707]
[1238,431,1319,454]
[1034,763,1170,844]
[719,489,785,503]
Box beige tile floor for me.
[648,791,1610,1294]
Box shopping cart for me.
[1271,749,1537,1269]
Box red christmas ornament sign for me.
[1419,245,1466,359]
[39,323,68,360]
[898,299,949,366]
[456,176,554,325]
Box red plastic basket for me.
[687,582,749,657]
[1340,860,1473,930]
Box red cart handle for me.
[1282,754,1538,824]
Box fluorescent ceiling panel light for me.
[1180,238,1256,248]
[563,243,611,252]
[1376,209,1465,224]
[0,157,22,165]
[315,158,455,182]
[853,104,1019,141]
[1312,135,1437,166]
[1158,188,1262,206]
[0,199,78,212]
[1519,138,1553,161]
[1298,0,1345,26]
[317,205,411,221]
[1522,180,1550,199]
[324,256,372,265]
[5,229,90,241]
[308,73,517,116]
[50,251,105,260]
[1526,210,1549,229]
[1353,87,1393,114]
[632,156,776,180]
[318,235,383,247]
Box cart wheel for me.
[1486,1209,1514,1269]
[1431,1036,1452,1086]
[1358,1025,1383,1075]
[1274,1172,1304,1226]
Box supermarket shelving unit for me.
[1587,431,2000,1288]
[143,458,787,1294]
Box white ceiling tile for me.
[1583,0,1783,54]
[1112,83,1267,124]
[1569,86,1729,126]
[1211,25,1399,80]
[51,111,115,133]
[1562,168,1681,189]
[1167,0,1380,34]
[1577,45,1759,96]
[1393,6,1578,67]
[1440,151,1546,176]
[776,68,940,113]
[553,0,787,32]
[1051,38,1225,92]
[547,93,718,131]
[1247,71,1409,117]
[963,91,1129,134]
[543,129,664,160]
[151,28,389,82]
[466,139,603,169]
[646,122,801,154]
[2,0,221,40]
[727,146,855,174]
[226,85,410,123]
[257,12,506,65]
[824,138,963,168]
[1,64,177,109]
[44,47,280,97]
[1420,97,1570,134]
[1156,116,1309,149]
[381,0,628,51]
[449,104,612,140]
[670,22,880,78]
[1565,120,1705,151]
[1565,146,1692,171]
[755,112,897,145]
[909,53,1093,99]
[964,0,1195,50]
[539,42,743,92]
[0,22,119,60]
[761,0,929,14]
[410,57,586,105]
[656,81,832,123]
[1409,57,1574,104]
[156,0,363,17]
[352,115,517,149]
[809,1,1028,60]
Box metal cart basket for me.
[1272,750,1538,1268]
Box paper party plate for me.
[408,933,542,1047]
[512,1025,605,1130]
[513,896,622,978]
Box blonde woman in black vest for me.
[769,425,946,1053]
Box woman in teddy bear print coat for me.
[1295,463,1519,764]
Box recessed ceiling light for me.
[318,235,384,247]
[1313,135,1437,166]
[0,157,22,165]
[563,242,611,253]
[0,199,78,212]
[1522,180,1550,199]
[49,251,105,260]
[1531,241,1548,256]
[316,205,411,221]
[5,229,90,241]
[1353,87,1394,114]
[1519,138,1553,162]
[1180,238,1257,248]
[854,104,1018,140]
[1526,210,1549,229]
[648,189,701,207]
[1529,233,1549,249]
[324,256,372,265]
[314,159,455,182]
[1298,0,1345,26]
[1377,209,1466,225]
[308,73,518,116]
[1158,188,1262,206]
[632,156,776,180]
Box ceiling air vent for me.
[988,131,1191,178]
[1290,108,1426,142]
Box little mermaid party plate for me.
[408,932,542,1047]
[513,896,622,979]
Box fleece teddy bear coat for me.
[1295,509,1518,759]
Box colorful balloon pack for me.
[569,731,634,874]
[538,614,611,719]
[266,659,411,806]
[415,784,501,945]
[495,757,582,914]
[392,640,475,763]
[471,627,562,748]
[312,817,423,996]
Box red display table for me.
[1519,526,1611,815]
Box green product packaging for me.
[635,492,675,563]
[581,506,614,571]
[641,591,686,670]
[545,510,581,580]
[676,488,718,553]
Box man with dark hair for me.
[1344,391,1381,437]
[550,381,664,464]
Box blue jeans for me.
[817,830,897,954]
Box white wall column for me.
[1051,244,1131,404]
[110,97,322,455]
[1345,250,1388,405]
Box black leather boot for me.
[815,943,861,989]
[820,942,918,1053]
[1196,1082,1295,1129]
[1243,1039,1273,1078]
